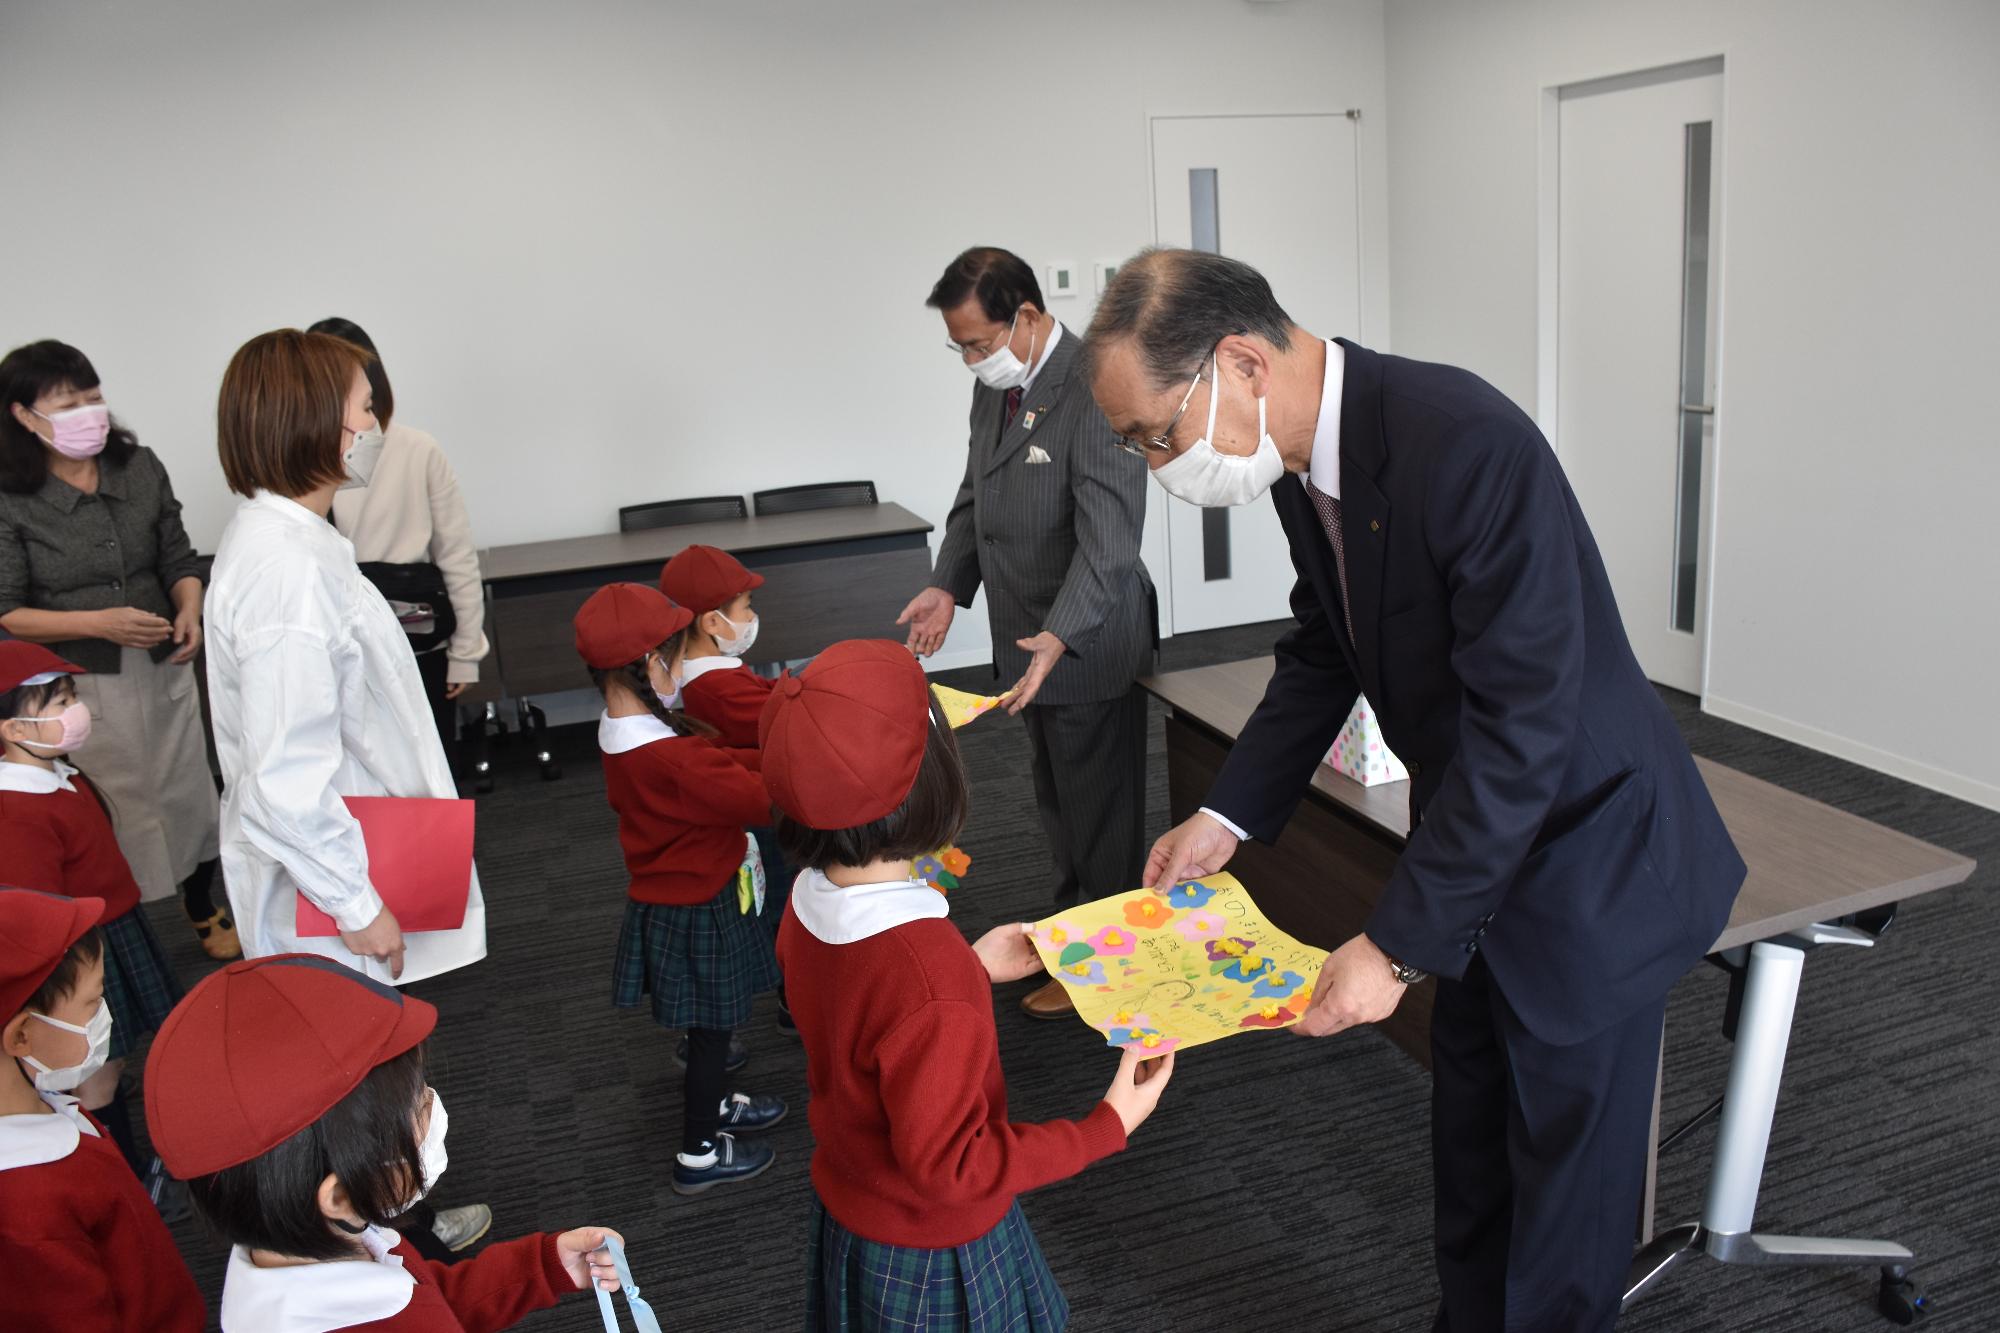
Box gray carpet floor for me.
[140,621,1997,1331]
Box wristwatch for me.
[1384,953,1428,986]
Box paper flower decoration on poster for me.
[910,845,972,895]
[931,683,1016,729]
[1029,873,1328,1053]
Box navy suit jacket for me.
[1208,340,1745,1045]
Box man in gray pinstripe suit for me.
[898,247,1156,1018]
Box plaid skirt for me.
[805,1197,1068,1333]
[101,907,184,1060]
[611,888,779,1032]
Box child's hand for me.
[1103,1046,1176,1136]
[556,1226,625,1292]
[971,922,1044,983]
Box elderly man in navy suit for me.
[1085,249,1745,1333]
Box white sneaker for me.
[430,1203,493,1252]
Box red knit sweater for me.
[776,908,1128,1247]
[601,735,772,904]
[350,1232,572,1331]
[0,1109,205,1332]
[0,771,141,921]
[683,665,776,749]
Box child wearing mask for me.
[0,640,183,1193]
[574,582,788,1195]
[660,543,800,1037]
[146,953,626,1330]
[765,640,1174,1331]
[0,888,204,1331]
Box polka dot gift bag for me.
[1321,695,1410,787]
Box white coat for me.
[204,491,487,985]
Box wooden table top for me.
[478,502,933,584]
[1143,657,1977,951]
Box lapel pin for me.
[1022,410,1038,430]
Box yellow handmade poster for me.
[1029,873,1328,1054]
[930,683,1015,729]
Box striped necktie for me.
[1303,477,1355,643]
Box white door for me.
[1555,68,1723,693]
[1149,113,1362,635]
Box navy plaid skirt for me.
[611,888,779,1032]
[805,1197,1068,1333]
[100,907,184,1060]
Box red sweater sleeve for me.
[376,1232,572,1332]
[0,818,64,892]
[669,742,775,827]
[875,1000,1128,1208]
[685,669,775,749]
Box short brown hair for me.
[217,329,371,498]
[776,696,969,870]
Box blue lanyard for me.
[593,1235,664,1333]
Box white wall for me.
[0,0,1389,675]
[1385,0,2000,809]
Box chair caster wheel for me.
[1878,1269,1928,1325]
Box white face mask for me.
[966,311,1037,391]
[22,999,113,1093]
[1150,355,1287,508]
[651,655,683,711]
[713,610,759,657]
[338,424,386,491]
[391,1088,450,1215]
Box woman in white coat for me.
[203,328,492,1258]
[203,327,487,985]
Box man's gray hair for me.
[1084,249,1294,390]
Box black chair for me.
[752,480,877,517]
[618,495,748,532]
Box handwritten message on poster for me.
[1029,873,1328,1053]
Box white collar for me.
[1299,338,1345,501]
[680,655,744,685]
[0,758,76,794]
[790,866,949,944]
[1020,320,1064,396]
[598,710,677,754]
[221,1227,414,1333]
[0,1092,98,1171]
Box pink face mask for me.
[14,703,93,755]
[32,404,112,460]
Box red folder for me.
[295,796,476,938]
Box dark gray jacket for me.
[0,446,203,673]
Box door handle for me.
[1680,403,1714,415]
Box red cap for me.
[573,582,692,670]
[0,889,106,1020]
[0,641,84,694]
[144,954,437,1179]
[659,545,763,617]
[759,639,929,828]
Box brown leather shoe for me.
[192,908,242,961]
[1019,978,1076,1020]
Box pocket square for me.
[1025,445,1053,464]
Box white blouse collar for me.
[0,758,77,794]
[790,866,949,944]
[0,1092,97,1171]
[598,710,677,754]
[220,1226,414,1333]
[679,655,744,685]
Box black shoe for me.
[675,1032,749,1073]
[671,1133,775,1196]
[715,1091,788,1134]
[776,1000,800,1040]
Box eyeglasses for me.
[945,311,1020,360]
[1113,344,1218,457]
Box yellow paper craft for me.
[1029,873,1328,1054]
[931,683,1016,729]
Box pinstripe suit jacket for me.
[929,324,1155,706]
